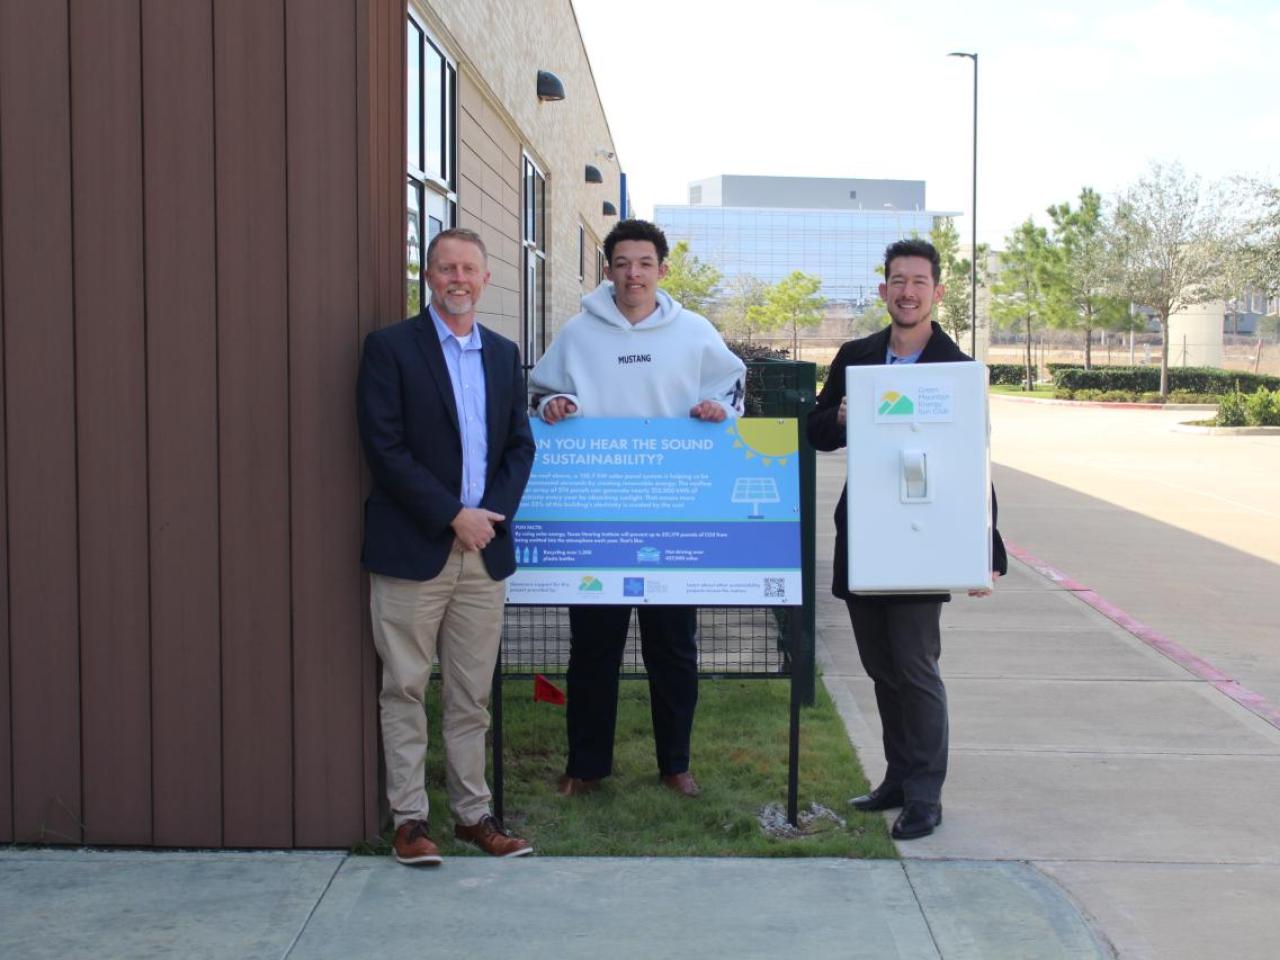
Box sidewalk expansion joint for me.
[281,853,347,960]
[898,860,945,959]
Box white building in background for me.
[1170,302,1224,367]
[656,175,955,311]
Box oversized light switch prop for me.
[845,361,992,593]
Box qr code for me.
[763,578,785,598]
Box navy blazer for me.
[807,321,1008,601]
[357,313,535,582]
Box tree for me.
[758,271,826,357]
[930,217,973,344]
[1046,188,1132,368]
[1110,162,1224,397]
[992,219,1064,390]
[659,240,721,315]
[1229,178,1280,337]
[714,274,770,340]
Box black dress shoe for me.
[850,783,905,812]
[891,802,942,840]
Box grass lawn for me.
[990,383,1055,396]
[360,677,896,859]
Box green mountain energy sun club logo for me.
[878,391,914,416]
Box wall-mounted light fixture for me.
[585,164,603,184]
[602,201,617,216]
[536,70,565,101]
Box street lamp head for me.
[948,51,976,60]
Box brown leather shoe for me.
[454,814,533,858]
[659,771,701,797]
[393,819,442,865]
[556,774,602,797]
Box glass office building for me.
[656,175,954,309]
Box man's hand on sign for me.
[540,396,578,424]
[690,400,726,423]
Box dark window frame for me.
[522,153,547,362]
[406,9,457,318]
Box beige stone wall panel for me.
[413,0,619,345]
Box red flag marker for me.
[533,674,566,705]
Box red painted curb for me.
[1005,540,1280,731]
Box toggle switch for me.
[901,449,930,502]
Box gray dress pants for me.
[845,597,947,804]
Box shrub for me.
[1073,388,1102,401]
[988,363,1028,386]
[1244,387,1280,427]
[1054,387,1074,400]
[729,342,799,417]
[1216,391,1248,427]
[1139,392,1165,404]
[1167,390,1218,405]
[727,341,788,363]
[1098,390,1137,403]
[1055,366,1280,396]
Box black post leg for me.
[491,645,504,822]
[787,607,801,826]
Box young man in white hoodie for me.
[529,219,745,799]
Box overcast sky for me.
[571,0,1280,247]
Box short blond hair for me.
[426,227,488,268]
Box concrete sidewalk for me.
[815,448,1280,959]
[5,449,1275,958]
[0,848,1103,959]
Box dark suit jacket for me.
[806,321,1008,601]
[357,312,535,582]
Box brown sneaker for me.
[454,814,533,858]
[556,774,602,797]
[393,819,442,866]
[659,771,701,797]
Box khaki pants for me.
[370,549,506,828]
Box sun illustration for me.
[725,418,797,467]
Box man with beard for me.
[807,239,1007,840]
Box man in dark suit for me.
[357,227,534,865]
[807,239,1007,841]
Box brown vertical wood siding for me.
[71,0,152,846]
[214,0,293,849]
[0,0,405,847]
[0,1,13,845]
[143,0,224,848]
[1,0,83,846]
[287,0,369,846]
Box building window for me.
[406,11,456,317]
[578,225,586,282]
[596,246,606,286]
[690,185,702,204]
[522,154,547,362]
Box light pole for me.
[948,51,978,358]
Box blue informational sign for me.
[507,417,802,606]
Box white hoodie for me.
[528,283,745,419]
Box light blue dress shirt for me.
[429,306,488,509]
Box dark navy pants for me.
[845,598,947,804]
[565,604,699,779]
